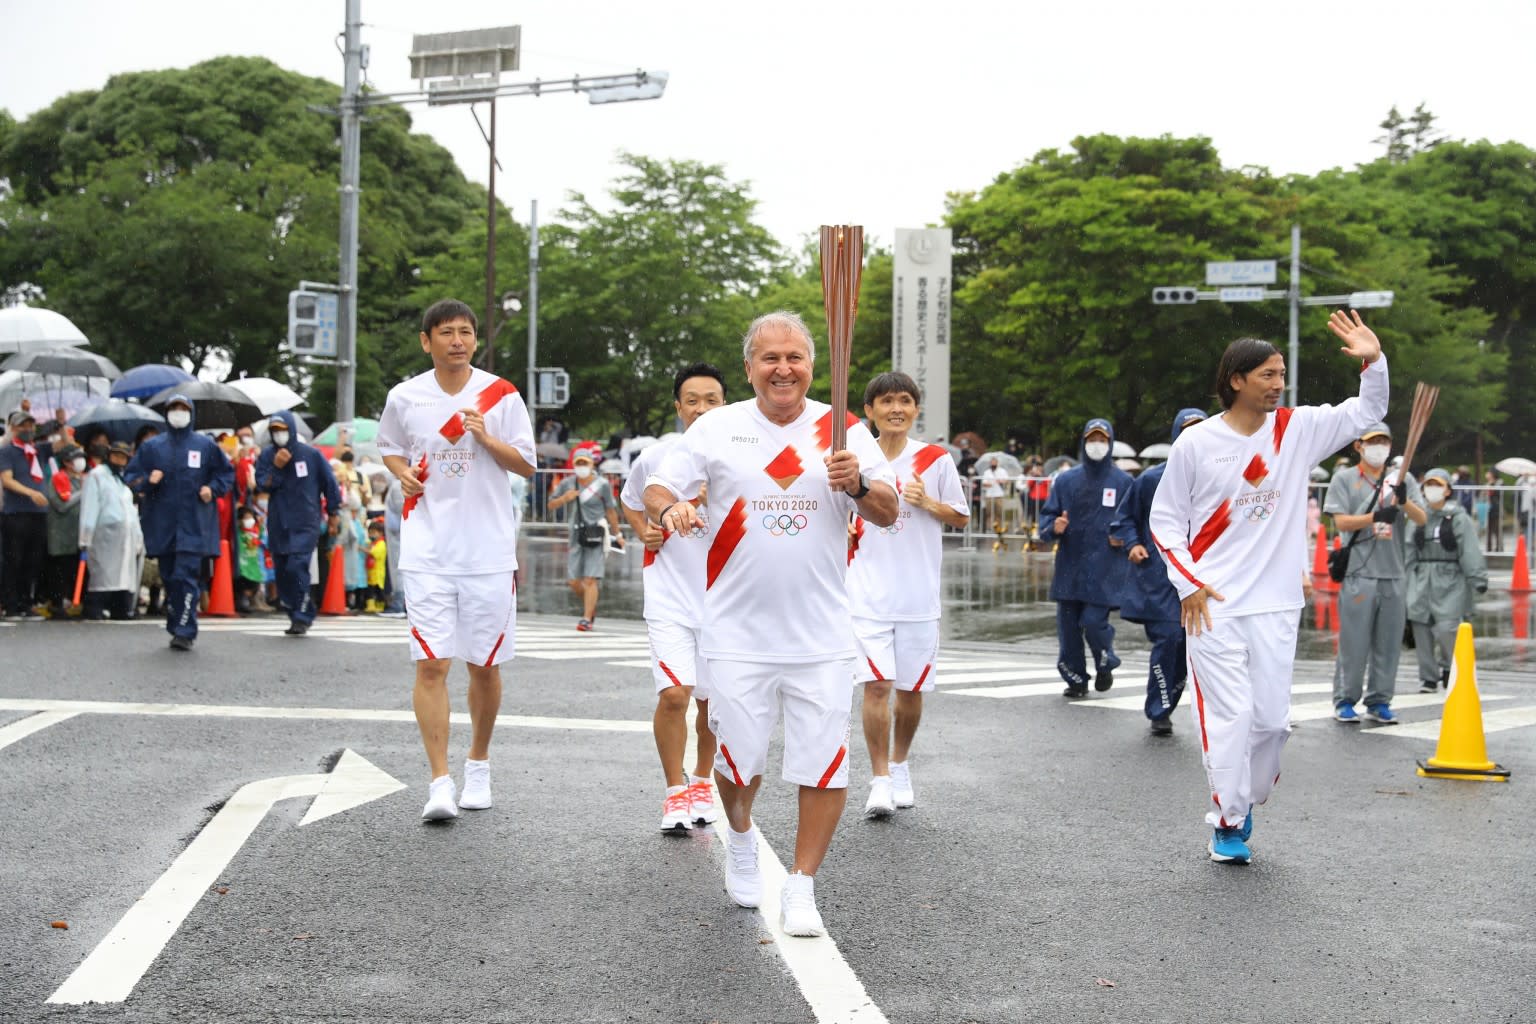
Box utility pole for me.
[336,0,362,432]
[527,199,540,408]
[1151,224,1395,407]
[483,99,498,372]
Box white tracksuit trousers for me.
[1185,610,1299,829]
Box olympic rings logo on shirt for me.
[761,513,808,536]
[1242,503,1274,521]
[879,520,905,534]
[441,461,469,478]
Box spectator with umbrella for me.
[254,410,341,636]
[1,409,56,618]
[79,441,145,621]
[124,394,234,651]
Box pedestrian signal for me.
[1152,287,1199,305]
[287,290,339,357]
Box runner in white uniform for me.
[376,299,537,822]
[619,363,727,832]
[846,372,969,817]
[1148,310,1387,864]
[643,311,898,937]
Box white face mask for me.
[271,430,289,447]
[167,409,192,429]
[71,457,87,473]
[1423,484,1448,505]
[573,464,594,480]
[1361,444,1390,468]
[1084,441,1110,462]
[240,517,255,528]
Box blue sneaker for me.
[1238,811,1254,842]
[1365,704,1398,724]
[1333,703,1360,724]
[1208,827,1251,864]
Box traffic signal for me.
[1152,287,1199,305]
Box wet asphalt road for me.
[1,534,1532,1023]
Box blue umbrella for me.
[111,363,195,401]
[70,398,167,444]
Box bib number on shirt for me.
[1102,487,1117,507]
[296,461,309,478]
[187,450,201,469]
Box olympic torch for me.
[819,225,864,453]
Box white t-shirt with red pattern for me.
[620,436,712,628]
[376,367,536,576]
[648,399,895,664]
[848,438,969,622]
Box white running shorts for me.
[706,658,855,789]
[402,570,516,666]
[647,618,712,699]
[853,616,940,692]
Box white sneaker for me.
[779,873,825,937]
[661,785,693,832]
[458,759,492,810]
[687,776,719,824]
[864,776,896,818]
[724,825,762,908]
[890,761,915,808]
[421,776,458,820]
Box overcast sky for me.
[3,0,1532,249]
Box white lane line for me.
[1365,704,1536,740]
[1078,683,1335,712]
[680,708,888,1024]
[940,668,1060,685]
[0,699,648,734]
[947,681,1065,699]
[0,711,79,752]
[1289,693,1511,723]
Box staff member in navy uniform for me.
[1039,418,1134,698]
[254,410,342,636]
[124,394,235,650]
[1110,408,1207,733]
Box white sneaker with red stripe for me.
[661,785,693,832]
[889,761,915,808]
[686,776,719,824]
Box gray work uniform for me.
[554,474,616,579]
[1324,466,1423,709]
[1404,502,1487,686]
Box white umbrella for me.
[1112,440,1136,458]
[228,377,305,415]
[1494,457,1536,477]
[1115,457,1142,473]
[0,306,89,354]
[1138,442,1172,460]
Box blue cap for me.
[1083,418,1112,438]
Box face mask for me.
[255,499,268,511]
[1084,441,1110,462]
[271,431,290,447]
[573,465,594,480]
[109,461,127,476]
[13,429,35,443]
[71,457,87,473]
[1361,444,1389,468]
[1423,484,1447,506]
[48,435,63,446]
[167,410,192,429]
[240,517,255,529]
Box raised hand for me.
[1326,309,1382,365]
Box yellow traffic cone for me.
[1416,623,1511,782]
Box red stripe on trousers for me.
[719,743,745,786]
[412,627,437,660]
[658,660,683,687]
[913,664,931,691]
[817,746,847,789]
[1190,659,1210,753]
[866,657,885,681]
[483,632,505,667]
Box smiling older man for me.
[643,310,898,937]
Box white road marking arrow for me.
[47,749,404,1006]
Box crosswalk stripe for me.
[1289,692,1511,723]
[947,682,1066,699]
[1364,704,1536,740]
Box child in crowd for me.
[235,504,264,614]
[365,520,387,613]
[343,501,369,611]
[253,490,278,610]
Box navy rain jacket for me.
[253,409,342,556]
[1109,408,1208,624]
[1038,417,1135,606]
[124,394,235,558]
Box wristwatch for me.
[851,473,871,500]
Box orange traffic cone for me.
[206,540,237,617]
[1311,527,1330,578]
[1417,623,1510,781]
[320,545,349,616]
[1511,534,1531,593]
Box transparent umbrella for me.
[228,377,305,415]
[0,306,89,354]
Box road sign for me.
[1218,286,1267,302]
[287,290,338,358]
[1151,287,1199,305]
[1205,260,1277,285]
[47,750,403,1005]
[1348,290,1395,309]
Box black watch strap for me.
[852,473,871,500]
